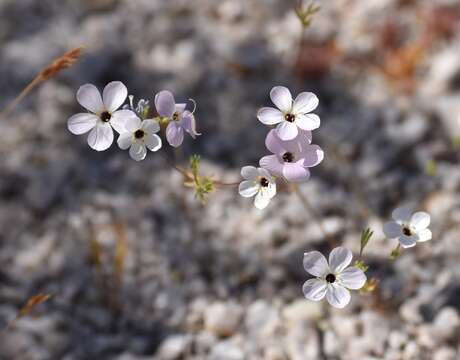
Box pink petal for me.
[282,163,310,182]
[259,155,283,177]
[166,122,184,147]
[154,90,175,118]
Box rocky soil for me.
[1,0,460,359]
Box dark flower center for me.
[259,177,269,187]
[100,111,112,122]
[402,226,413,236]
[284,113,295,123]
[134,129,145,139]
[172,112,180,121]
[325,273,336,283]
[282,152,294,163]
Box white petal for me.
[292,92,319,114]
[102,81,128,112]
[326,284,351,309]
[67,113,98,134]
[399,235,417,248]
[295,113,320,131]
[76,84,104,113]
[121,114,142,132]
[254,191,271,209]
[129,142,147,161]
[303,251,329,277]
[417,228,432,242]
[87,122,114,151]
[392,206,412,223]
[276,121,298,141]
[267,182,276,199]
[117,132,133,150]
[303,279,327,301]
[338,267,367,290]
[270,86,292,112]
[166,122,184,147]
[241,166,258,180]
[257,107,284,125]
[257,167,273,179]
[329,247,352,273]
[383,221,402,239]
[111,110,138,134]
[145,133,162,152]
[142,119,160,134]
[238,180,259,198]
[410,211,430,231]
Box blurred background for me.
[1,0,460,359]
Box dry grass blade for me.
[0,46,84,118]
[113,222,127,287]
[6,293,52,329]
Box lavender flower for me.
[259,129,323,182]
[154,90,200,147]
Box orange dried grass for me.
[1,46,84,118]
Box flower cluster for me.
[239,86,324,209]
[67,81,199,161]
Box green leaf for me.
[354,260,369,272]
[295,1,320,28]
[425,160,437,176]
[359,228,373,257]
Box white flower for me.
[117,116,162,161]
[383,206,432,248]
[303,247,367,309]
[238,166,276,209]
[67,81,137,151]
[257,86,320,141]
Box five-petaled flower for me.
[383,206,432,248]
[259,129,324,182]
[154,90,200,147]
[238,166,276,209]
[117,116,162,161]
[68,81,137,151]
[303,247,367,308]
[257,86,320,141]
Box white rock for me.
[282,299,322,326]
[245,300,280,338]
[433,347,458,360]
[210,341,244,360]
[205,302,242,337]
[432,307,460,341]
[157,335,191,360]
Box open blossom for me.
[154,90,200,147]
[68,81,137,151]
[383,206,432,248]
[259,129,323,182]
[238,166,276,209]
[303,247,366,309]
[257,86,320,141]
[117,116,162,161]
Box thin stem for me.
[0,77,42,118]
[159,152,238,188]
[293,185,336,247]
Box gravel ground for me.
[1,0,460,359]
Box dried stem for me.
[1,46,84,118]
